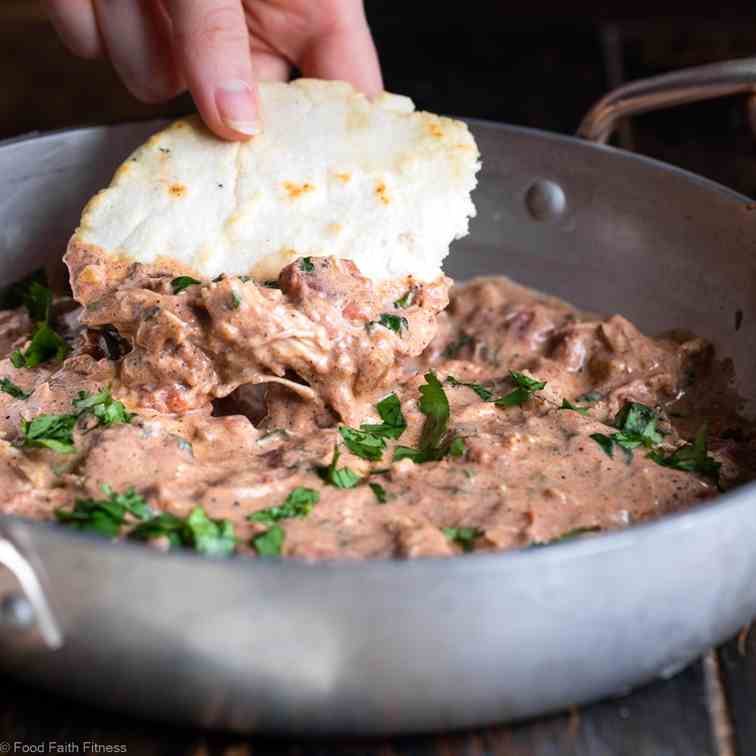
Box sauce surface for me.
[0,261,753,558]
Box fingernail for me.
[216,79,259,136]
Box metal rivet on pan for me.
[525,179,566,221]
[0,592,35,629]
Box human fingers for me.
[297,3,382,96]
[44,0,104,60]
[92,0,183,103]
[166,0,259,140]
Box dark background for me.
[3,2,756,195]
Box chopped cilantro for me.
[251,524,285,556]
[442,526,482,552]
[73,388,132,428]
[130,506,236,556]
[392,445,428,463]
[446,375,494,401]
[171,276,202,294]
[494,371,546,408]
[394,289,415,308]
[648,425,721,488]
[559,399,590,415]
[248,487,319,525]
[614,402,664,447]
[377,313,408,334]
[448,437,466,458]
[590,433,615,459]
[8,278,70,369]
[532,526,601,547]
[393,372,459,463]
[360,393,406,439]
[11,322,70,368]
[0,377,30,400]
[418,371,450,452]
[339,426,386,461]
[589,401,663,462]
[21,413,77,454]
[19,388,131,455]
[262,280,280,289]
[55,485,153,537]
[23,281,52,323]
[230,291,242,309]
[0,268,47,310]
[317,446,362,488]
[369,482,387,503]
[299,257,315,272]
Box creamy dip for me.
[0,261,752,559]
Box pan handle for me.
[0,527,62,650]
[578,56,756,143]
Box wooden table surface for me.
[3,3,756,754]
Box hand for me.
[44,0,383,140]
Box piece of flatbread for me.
[66,79,479,299]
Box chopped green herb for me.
[11,322,70,368]
[614,402,664,448]
[0,268,47,310]
[576,391,602,403]
[589,401,663,463]
[360,393,407,439]
[648,425,721,488]
[446,375,494,401]
[130,506,236,556]
[590,433,615,458]
[377,313,408,334]
[392,445,429,463]
[418,371,450,453]
[299,257,315,272]
[394,289,415,308]
[443,332,474,359]
[22,281,52,323]
[251,524,285,556]
[55,485,153,538]
[248,487,319,525]
[171,276,202,294]
[448,436,466,458]
[442,526,482,552]
[262,280,280,289]
[230,291,242,309]
[19,388,131,455]
[317,446,362,488]
[73,388,132,428]
[494,371,546,408]
[338,426,386,461]
[369,482,387,503]
[3,277,69,369]
[392,372,458,463]
[0,377,30,400]
[559,399,590,415]
[590,432,632,463]
[238,275,251,283]
[21,413,77,453]
[532,526,601,547]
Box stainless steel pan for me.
[0,59,755,736]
